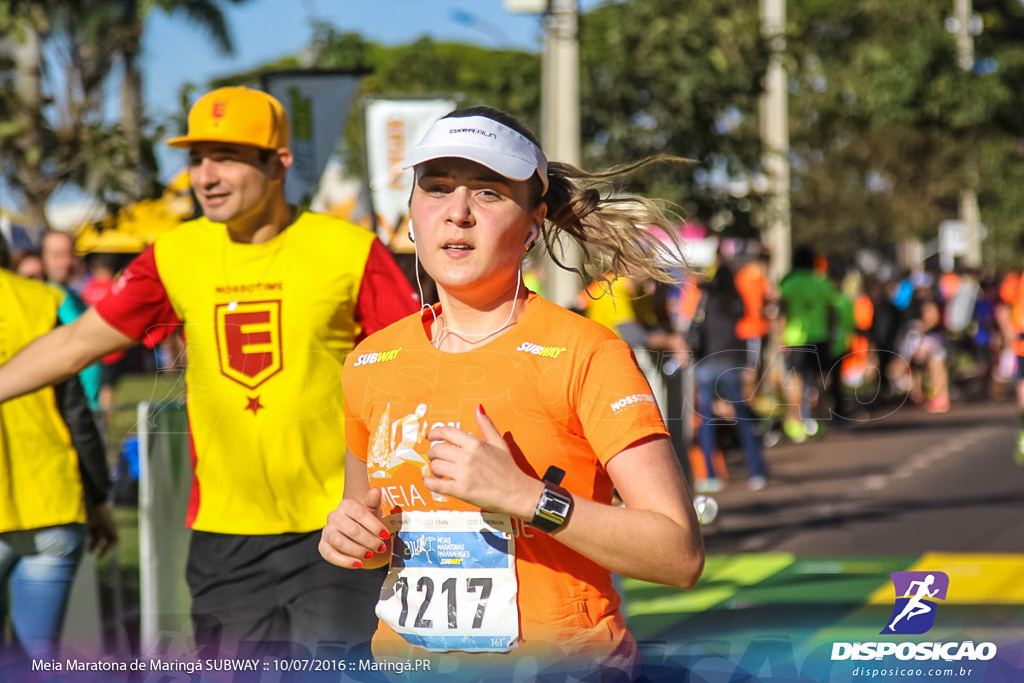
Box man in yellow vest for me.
[0,234,117,659]
[0,87,420,656]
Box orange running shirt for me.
[344,292,668,670]
[999,272,1024,356]
[95,211,419,534]
[735,262,771,340]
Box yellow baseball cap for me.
[166,87,290,150]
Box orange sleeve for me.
[573,339,669,465]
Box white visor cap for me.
[403,115,549,194]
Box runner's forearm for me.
[530,438,703,590]
[0,309,135,403]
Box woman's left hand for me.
[422,404,544,520]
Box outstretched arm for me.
[0,308,136,403]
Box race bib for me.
[377,511,519,653]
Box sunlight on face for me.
[187,142,278,225]
[410,158,541,301]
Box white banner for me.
[262,70,367,206]
[364,98,455,249]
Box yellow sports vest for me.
[0,270,85,531]
[581,276,637,332]
[152,212,376,534]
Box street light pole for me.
[760,0,791,284]
[954,0,982,268]
[541,0,583,308]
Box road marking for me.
[859,427,1001,494]
[867,552,1024,605]
[625,553,795,616]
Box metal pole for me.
[955,0,982,268]
[760,0,791,284]
[541,0,583,308]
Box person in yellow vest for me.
[0,87,420,656]
[580,272,685,357]
[0,235,117,659]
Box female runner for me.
[320,106,704,681]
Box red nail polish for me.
[353,560,363,569]
[365,551,374,559]
[380,530,390,540]
[478,404,486,416]
[378,543,387,553]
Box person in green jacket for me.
[777,245,839,442]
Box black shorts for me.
[782,343,830,387]
[186,529,385,658]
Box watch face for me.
[533,484,574,531]
[541,490,572,522]
[545,494,571,519]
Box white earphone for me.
[408,220,415,243]
[525,222,540,251]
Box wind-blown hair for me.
[444,106,686,285]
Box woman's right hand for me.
[319,487,391,569]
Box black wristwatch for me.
[530,467,574,533]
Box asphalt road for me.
[699,397,1024,556]
[621,398,1024,683]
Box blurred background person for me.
[688,252,768,492]
[896,277,951,414]
[80,252,136,413]
[734,245,775,401]
[0,234,117,661]
[998,262,1024,464]
[11,249,44,281]
[40,230,86,298]
[41,230,102,412]
[777,245,838,443]
[581,270,686,364]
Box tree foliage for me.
[578,0,767,233]
[0,0,252,228]
[786,0,1024,257]
[7,0,1024,264]
[208,28,543,181]
[0,1,127,229]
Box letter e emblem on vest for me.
[215,300,284,389]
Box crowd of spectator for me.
[579,238,1024,493]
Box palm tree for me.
[1,1,122,231]
[115,0,255,201]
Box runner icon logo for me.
[881,571,949,635]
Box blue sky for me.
[145,0,562,131]
[4,0,600,219]
[145,0,581,177]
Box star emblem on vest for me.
[246,396,264,416]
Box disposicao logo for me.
[881,571,948,635]
[830,569,997,664]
